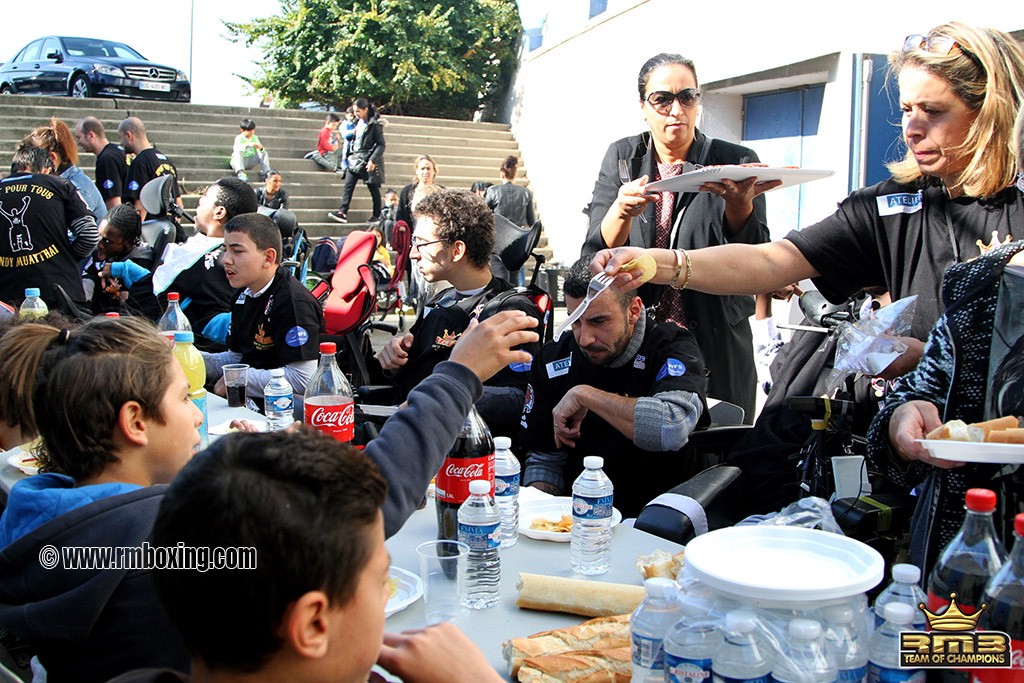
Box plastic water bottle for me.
[570,455,614,575]
[712,609,772,683]
[18,288,48,320]
[630,578,682,683]
[772,618,837,683]
[158,292,192,345]
[263,369,294,431]
[493,436,520,547]
[664,595,723,683]
[867,603,924,683]
[822,603,868,683]
[872,564,927,629]
[458,479,500,609]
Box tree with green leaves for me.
[227,0,523,120]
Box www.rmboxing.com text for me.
[38,543,257,571]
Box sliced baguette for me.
[926,420,984,442]
[987,428,1024,444]
[503,615,630,677]
[517,647,631,683]
[971,416,1021,441]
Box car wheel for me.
[69,75,92,98]
[0,84,12,95]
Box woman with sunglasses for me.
[396,154,444,312]
[583,53,777,421]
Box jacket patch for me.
[254,324,274,350]
[876,192,922,216]
[434,329,460,349]
[656,358,686,381]
[546,354,572,378]
[633,354,646,370]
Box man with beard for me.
[519,257,709,516]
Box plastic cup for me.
[222,364,250,408]
[416,540,468,625]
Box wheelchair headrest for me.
[493,216,542,272]
[139,175,175,216]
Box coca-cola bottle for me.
[435,406,494,543]
[303,342,354,443]
[974,513,1024,683]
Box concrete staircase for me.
[0,95,547,251]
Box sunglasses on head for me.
[902,33,980,67]
[644,88,702,113]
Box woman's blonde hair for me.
[887,22,1024,197]
[411,154,437,185]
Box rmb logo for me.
[899,593,1011,668]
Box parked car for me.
[0,36,190,102]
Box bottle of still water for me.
[630,578,682,683]
[157,292,191,344]
[570,456,614,575]
[872,564,928,629]
[664,594,723,683]
[18,288,48,320]
[263,369,294,431]
[493,436,520,547]
[822,603,868,683]
[772,619,837,683]
[867,603,924,683]
[711,609,772,683]
[458,479,500,609]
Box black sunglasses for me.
[644,88,702,113]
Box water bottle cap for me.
[271,368,285,377]
[468,480,490,495]
[892,563,921,584]
[319,342,337,355]
[24,288,40,297]
[173,331,195,343]
[822,604,853,624]
[167,292,180,301]
[643,577,677,598]
[965,488,996,512]
[494,436,512,450]
[883,602,915,625]
[583,456,604,469]
[724,609,758,632]
[1016,512,1024,536]
[788,618,822,639]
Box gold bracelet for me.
[670,249,692,290]
[668,249,684,288]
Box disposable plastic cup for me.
[417,540,468,625]
[222,364,249,408]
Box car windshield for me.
[62,38,145,60]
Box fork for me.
[617,159,648,224]
[553,272,615,342]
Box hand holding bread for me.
[890,400,1021,468]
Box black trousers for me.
[340,168,382,217]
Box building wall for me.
[507,1,1024,263]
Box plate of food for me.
[207,418,268,436]
[385,566,423,617]
[916,416,1024,464]
[6,445,42,475]
[519,497,622,542]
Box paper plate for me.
[683,526,883,606]
[645,166,833,194]
[386,566,423,617]
[519,497,622,542]
[916,439,1024,464]
[208,418,268,436]
[6,447,41,475]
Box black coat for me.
[347,116,386,185]
[582,129,768,420]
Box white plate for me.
[916,439,1024,464]
[386,566,422,617]
[684,526,883,606]
[6,447,40,475]
[645,166,834,194]
[208,418,268,435]
[519,497,622,542]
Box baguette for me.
[517,647,631,683]
[987,428,1024,444]
[971,416,1020,438]
[503,614,631,677]
[926,420,983,442]
[516,573,645,618]
[636,548,685,580]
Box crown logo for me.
[918,593,987,632]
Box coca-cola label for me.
[495,473,520,498]
[972,641,1023,682]
[573,494,613,520]
[304,397,355,442]
[458,522,500,551]
[435,454,493,504]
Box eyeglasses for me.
[411,237,447,251]
[902,33,979,63]
[644,88,702,114]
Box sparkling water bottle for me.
[263,369,294,431]
[570,455,613,575]
[772,618,837,683]
[867,603,924,683]
[630,578,682,683]
[18,288,48,320]
[458,479,500,609]
[712,609,772,683]
[823,603,868,683]
[664,595,723,683]
[872,564,927,629]
[493,436,520,547]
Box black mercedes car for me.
[0,36,190,102]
